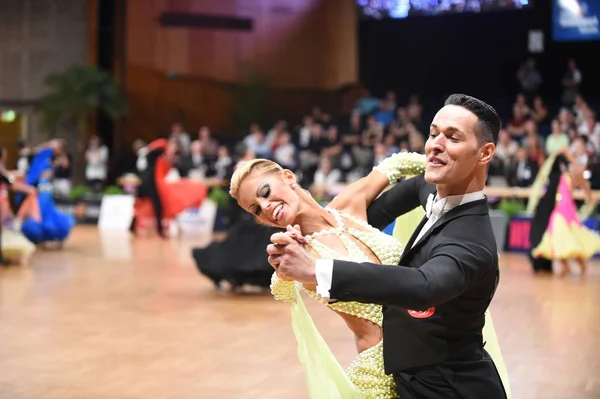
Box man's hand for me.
[266,225,317,284]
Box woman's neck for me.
[292,195,338,236]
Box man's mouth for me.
[428,156,447,166]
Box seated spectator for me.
[507,147,538,187]
[545,119,570,155]
[374,99,395,128]
[491,129,518,176]
[273,132,296,170]
[311,157,342,201]
[507,103,529,144]
[243,125,270,159]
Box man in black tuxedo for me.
[268,94,506,398]
[507,147,538,188]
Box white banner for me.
[176,199,218,236]
[98,195,136,231]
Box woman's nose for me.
[258,199,272,212]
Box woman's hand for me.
[285,224,307,245]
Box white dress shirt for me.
[314,190,485,298]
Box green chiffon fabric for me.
[291,290,363,398]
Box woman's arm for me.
[0,170,36,195]
[271,229,382,353]
[571,164,593,202]
[10,180,36,195]
[328,151,426,218]
[33,139,63,153]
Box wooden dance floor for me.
[0,226,599,399]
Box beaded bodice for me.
[268,152,425,399]
[270,209,403,327]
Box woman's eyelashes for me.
[254,185,271,216]
[260,185,271,199]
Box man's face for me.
[425,105,493,185]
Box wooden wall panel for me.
[322,0,359,90]
[0,115,23,169]
[122,65,346,145]
[122,0,358,143]
[125,0,356,89]
[125,0,160,69]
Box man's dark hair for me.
[444,94,500,145]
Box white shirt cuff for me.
[315,259,334,298]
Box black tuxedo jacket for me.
[329,174,504,397]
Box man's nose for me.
[428,136,445,152]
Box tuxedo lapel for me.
[399,198,490,264]
[399,215,428,263]
[398,188,436,264]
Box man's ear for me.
[479,143,495,165]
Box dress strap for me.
[333,209,376,234]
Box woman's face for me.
[237,170,301,227]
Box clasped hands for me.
[266,225,318,285]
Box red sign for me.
[507,219,531,250]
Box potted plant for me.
[35,65,129,182]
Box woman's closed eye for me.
[253,185,271,216]
[260,185,271,199]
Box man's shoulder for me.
[445,212,494,235]
[437,213,496,252]
[408,174,435,199]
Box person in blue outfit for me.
[19,140,75,247]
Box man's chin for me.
[424,170,443,184]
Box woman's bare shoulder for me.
[324,202,368,225]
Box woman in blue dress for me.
[19,141,75,246]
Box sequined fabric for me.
[269,151,426,398]
[346,341,396,399]
[270,210,403,398]
[373,151,426,186]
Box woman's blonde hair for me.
[229,158,284,199]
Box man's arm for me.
[326,239,496,310]
[366,174,425,230]
[328,152,426,219]
[327,169,390,217]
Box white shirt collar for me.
[426,190,485,219]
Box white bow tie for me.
[425,193,444,219]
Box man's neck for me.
[436,182,485,200]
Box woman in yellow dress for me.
[531,148,600,276]
[0,148,37,265]
[229,152,511,398]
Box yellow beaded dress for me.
[270,152,512,399]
